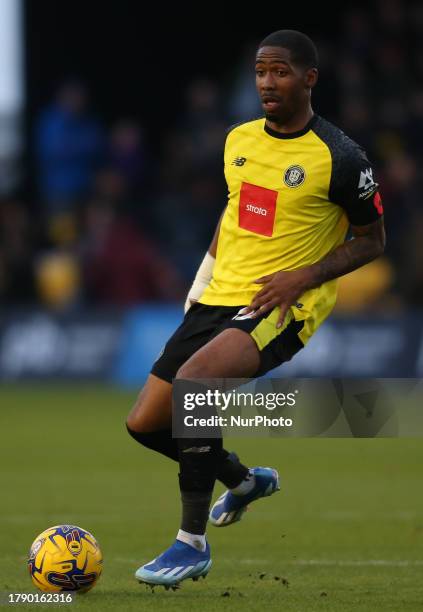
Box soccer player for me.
[126,30,385,587]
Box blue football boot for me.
[209,467,280,527]
[135,540,211,588]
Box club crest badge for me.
[284,165,306,188]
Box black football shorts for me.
[151,302,304,383]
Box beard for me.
[264,110,280,122]
[264,104,295,126]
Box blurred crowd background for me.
[0,0,422,314]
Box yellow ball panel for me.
[28,525,102,593]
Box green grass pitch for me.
[1,384,422,611]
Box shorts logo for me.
[232,307,255,320]
[238,182,277,237]
[284,165,306,188]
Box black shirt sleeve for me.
[312,116,384,226]
[329,144,383,226]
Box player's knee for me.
[126,410,162,435]
[175,361,201,380]
[126,390,146,431]
[125,411,154,434]
[125,414,138,432]
[125,408,143,432]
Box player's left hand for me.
[245,269,312,328]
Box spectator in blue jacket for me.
[35,80,104,219]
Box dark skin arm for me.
[245,217,386,328]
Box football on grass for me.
[28,525,102,592]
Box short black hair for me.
[258,30,318,69]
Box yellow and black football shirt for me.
[199,114,383,345]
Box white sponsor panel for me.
[0,313,122,379]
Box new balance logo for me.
[182,446,211,453]
[358,168,375,190]
[232,156,247,166]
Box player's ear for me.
[304,68,318,89]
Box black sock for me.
[180,491,212,535]
[219,450,249,488]
[126,425,249,488]
[126,425,177,460]
[177,436,222,535]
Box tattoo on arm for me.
[309,218,386,287]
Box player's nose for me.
[261,73,277,89]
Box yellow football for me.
[28,525,102,592]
